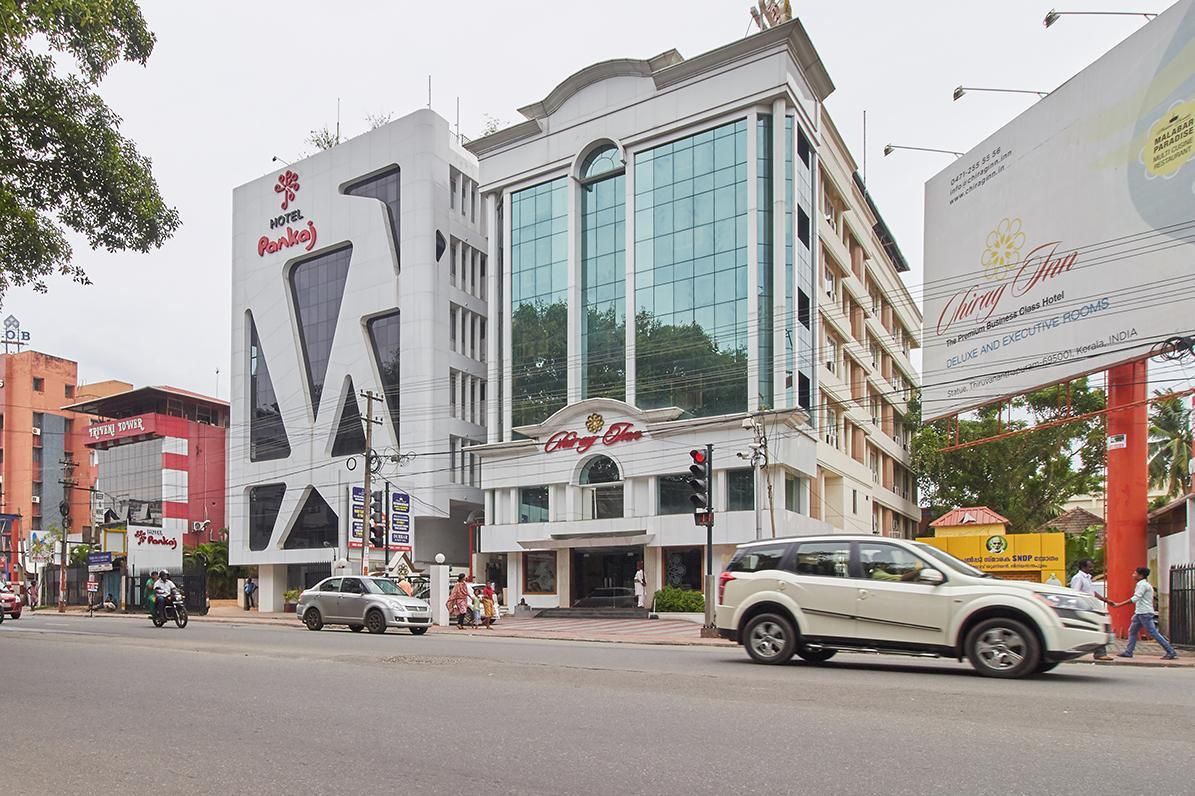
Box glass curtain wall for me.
[634,119,749,417]
[290,246,353,419]
[580,146,626,400]
[249,315,290,462]
[757,115,774,409]
[794,120,815,412]
[510,178,568,427]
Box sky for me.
[9,0,1183,399]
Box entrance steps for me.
[534,607,652,620]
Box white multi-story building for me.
[464,22,902,611]
[228,109,487,610]
[813,117,922,539]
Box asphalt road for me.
[3,614,1192,795]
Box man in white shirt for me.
[153,571,177,624]
[1113,567,1178,660]
[633,561,646,609]
[1069,559,1111,661]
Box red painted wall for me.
[184,419,226,547]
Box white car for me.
[297,576,433,635]
[715,535,1112,678]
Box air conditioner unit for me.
[31,495,40,504]
[32,427,41,436]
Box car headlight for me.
[1036,592,1099,612]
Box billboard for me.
[922,0,1195,421]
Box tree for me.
[68,543,95,568]
[365,111,394,130]
[911,379,1107,532]
[183,537,242,598]
[1065,526,1105,580]
[1148,392,1191,498]
[306,125,340,151]
[0,0,180,303]
[479,114,505,136]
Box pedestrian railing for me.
[1170,564,1195,647]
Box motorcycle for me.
[151,588,189,628]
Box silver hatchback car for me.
[297,576,433,635]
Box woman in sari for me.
[447,574,470,629]
[481,583,496,630]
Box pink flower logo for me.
[274,170,301,210]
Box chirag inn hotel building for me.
[465,19,922,610]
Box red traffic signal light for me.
[689,449,707,465]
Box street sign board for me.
[922,0,1195,421]
[85,579,99,593]
[87,551,113,573]
[389,487,413,552]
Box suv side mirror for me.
[917,569,945,585]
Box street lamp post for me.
[1044,9,1157,27]
[953,86,1049,101]
[883,144,963,158]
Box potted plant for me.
[283,588,301,613]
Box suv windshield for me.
[913,543,989,578]
[366,578,403,595]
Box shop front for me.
[918,532,1067,584]
[472,398,827,611]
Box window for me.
[523,551,557,594]
[320,578,343,592]
[248,484,286,551]
[580,146,626,400]
[635,119,749,418]
[511,178,568,426]
[580,455,623,520]
[662,547,703,590]
[785,474,807,514]
[727,544,791,573]
[283,488,338,550]
[367,311,401,444]
[290,245,353,418]
[249,314,291,462]
[858,543,926,581]
[519,487,549,523]
[790,541,850,578]
[852,489,859,514]
[346,168,400,268]
[757,115,774,409]
[341,577,365,594]
[64,384,75,399]
[32,377,44,392]
[727,468,755,511]
[330,378,366,457]
[656,475,691,515]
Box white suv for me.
[715,535,1112,678]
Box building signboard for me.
[86,414,157,444]
[389,487,412,552]
[922,0,1195,421]
[127,524,183,574]
[919,532,1066,584]
[543,414,644,454]
[87,551,113,573]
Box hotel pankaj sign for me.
[919,533,1066,584]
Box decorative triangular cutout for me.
[290,246,353,419]
[249,314,291,462]
[283,487,338,550]
[332,377,366,457]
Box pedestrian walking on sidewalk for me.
[481,583,496,630]
[448,574,470,629]
[244,577,257,610]
[1113,567,1178,660]
[1070,559,1112,661]
[634,560,646,609]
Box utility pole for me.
[384,479,391,573]
[359,390,383,576]
[58,454,77,612]
[751,416,777,538]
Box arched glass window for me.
[580,145,623,182]
[580,455,621,484]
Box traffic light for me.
[369,517,385,548]
[688,447,713,527]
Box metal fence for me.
[39,565,209,614]
[127,569,209,615]
[1169,564,1195,647]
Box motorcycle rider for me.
[153,571,177,624]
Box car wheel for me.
[409,626,429,636]
[303,608,324,631]
[1035,659,1061,674]
[965,617,1041,678]
[795,644,837,663]
[349,624,364,633]
[743,613,797,665]
[365,609,387,634]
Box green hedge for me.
[653,585,704,612]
